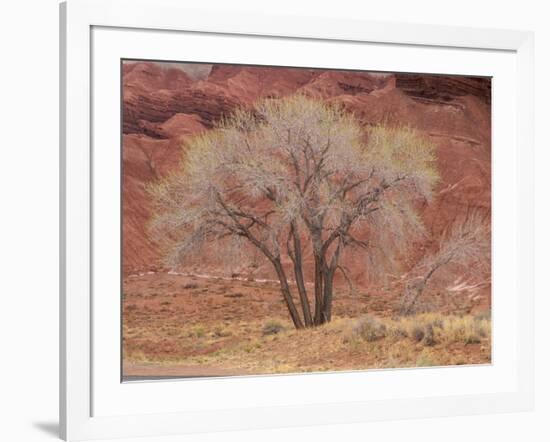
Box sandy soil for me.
[122,272,491,378]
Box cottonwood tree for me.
[149,95,439,328]
[399,212,491,315]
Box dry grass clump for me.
[124,289,491,374]
[188,325,206,338]
[409,323,436,346]
[416,352,437,367]
[212,325,232,338]
[442,314,490,345]
[397,313,490,346]
[262,320,286,336]
[344,314,387,343]
[343,312,490,347]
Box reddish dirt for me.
[123,272,487,329]
[123,362,249,379]
[122,272,491,377]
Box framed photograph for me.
[60,0,534,440]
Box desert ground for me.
[123,271,491,379]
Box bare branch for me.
[147,95,440,328]
[400,212,490,315]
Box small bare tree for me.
[399,212,491,315]
[149,95,439,328]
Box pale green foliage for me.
[366,125,439,200]
[148,95,439,276]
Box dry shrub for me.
[474,310,491,321]
[386,321,408,339]
[411,325,425,343]
[262,320,286,336]
[402,313,491,346]
[400,212,491,316]
[187,325,205,338]
[416,353,437,367]
[445,315,490,345]
[212,326,232,338]
[382,313,487,345]
[348,315,387,343]
[340,312,491,348]
[423,324,436,346]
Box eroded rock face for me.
[123,89,239,135]
[122,61,491,307]
[394,74,491,104]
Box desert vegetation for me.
[149,96,438,329]
[122,63,492,378]
[122,273,491,376]
[399,212,491,315]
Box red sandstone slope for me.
[122,62,491,299]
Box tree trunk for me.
[320,239,342,324]
[272,258,304,329]
[402,262,444,315]
[289,225,313,327]
[321,267,336,323]
[313,254,325,325]
[402,283,425,315]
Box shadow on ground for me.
[33,421,59,438]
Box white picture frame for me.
[60,0,534,440]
